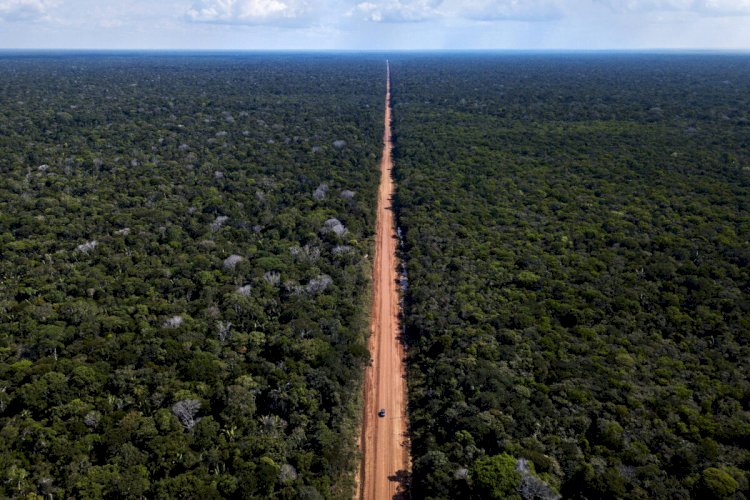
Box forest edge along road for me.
[359,61,410,500]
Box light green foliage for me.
[698,468,739,499]
[470,454,521,499]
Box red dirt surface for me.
[359,61,410,500]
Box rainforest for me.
[1,52,749,499]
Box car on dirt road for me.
[378,408,386,417]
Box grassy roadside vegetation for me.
[0,53,382,498]
[390,54,750,499]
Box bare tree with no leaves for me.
[223,254,243,271]
[313,183,328,201]
[172,399,201,431]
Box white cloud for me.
[0,0,52,21]
[1,0,750,49]
[683,0,750,15]
[595,0,690,10]
[187,0,314,25]
[595,0,750,15]
[354,0,443,22]
[455,0,563,22]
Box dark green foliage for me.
[390,54,750,499]
[0,53,383,498]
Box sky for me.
[1,0,750,50]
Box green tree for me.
[696,468,739,499]
[470,454,521,499]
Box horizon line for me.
[1,48,750,55]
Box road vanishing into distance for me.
[359,61,411,500]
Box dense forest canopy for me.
[390,54,750,499]
[3,51,750,500]
[0,53,385,498]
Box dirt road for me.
[359,61,410,500]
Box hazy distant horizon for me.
[2,48,750,55]
[1,0,750,51]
